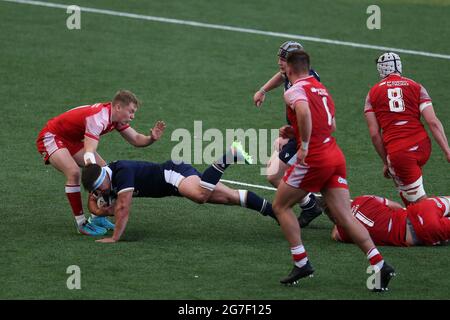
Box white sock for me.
[238,190,247,207]
[75,215,86,227]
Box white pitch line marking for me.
[2,0,450,60]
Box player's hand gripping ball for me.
[97,195,115,208]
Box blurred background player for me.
[272,50,395,291]
[253,41,322,227]
[364,52,450,206]
[36,90,166,236]
[331,195,450,247]
[81,142,277,243]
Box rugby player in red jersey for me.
[272,51,395,291]
[365,52,450,206]
[332,195,450,247]
[36,90,166,235]
[253,41,323,228]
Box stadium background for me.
[1,0,449,299]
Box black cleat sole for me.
[280,261,315,285]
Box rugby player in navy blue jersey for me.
[81,142,277,243]
[253,41,322,228]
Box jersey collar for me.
[293,75,314,85]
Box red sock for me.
[65,184,83,216]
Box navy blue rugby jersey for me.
[108,160,179,198]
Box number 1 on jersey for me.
[322,97,332,126]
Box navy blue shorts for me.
[170,161,202,179]
[161,160,202,196]
[278,138,298,164]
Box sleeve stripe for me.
[117,124,130,132]
[84,133,100,140]
[118,187,134,194]
[419,101,432,112]
[291,98,308,109]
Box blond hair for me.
[112,90,140,108]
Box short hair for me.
[286,50,311,74]
[82,164,102,192]
[112,90,140,108]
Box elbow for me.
[114,203,129,219]
[369,132,381,142]
[129,139,141,147]
[428,120,441,131]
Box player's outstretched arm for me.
[96,191,133,243]
[253,72,284,107]
[119,121,166,147]
[422,106,450,162]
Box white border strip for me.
[2,0,450,60]
[220,179,277,191]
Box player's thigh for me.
[266,154,289,182]
[409,202,450,244]
[322,188,353,225]
[207,182,239,205]
[273,180,309,211]
[177,175,210,203]
[388,150,424,186]
[273,137,289,153]
[48,148,80,178]
[416,138,432,167]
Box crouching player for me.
[81,142,278,243]
[36,90,166,236]
[332,195,450,246]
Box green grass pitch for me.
[0,0,449,299]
